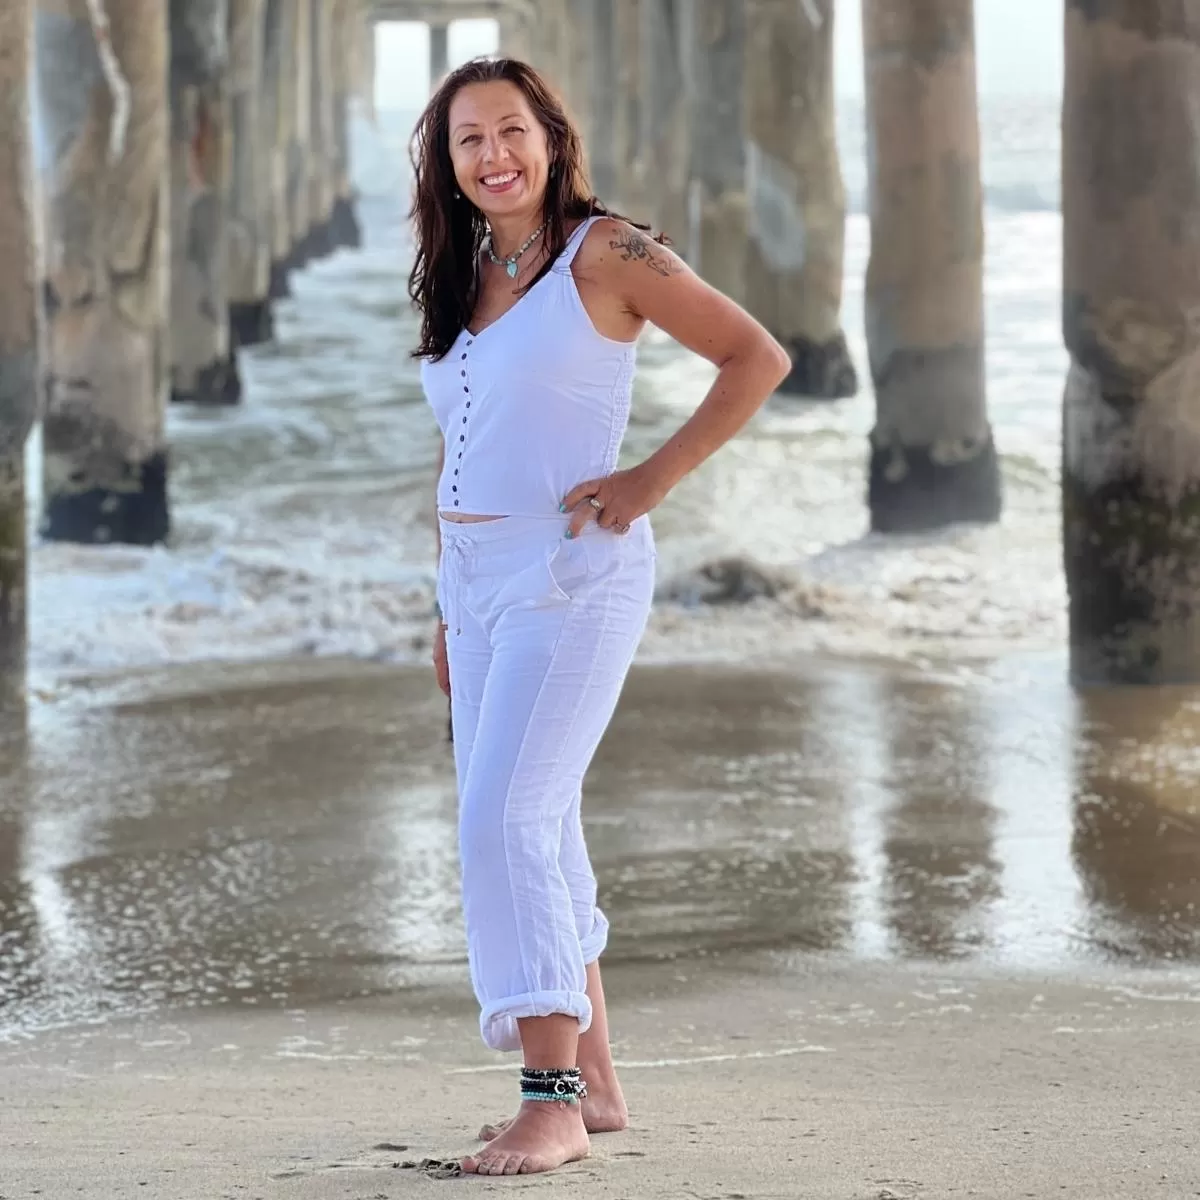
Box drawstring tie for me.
[440,532,472,636]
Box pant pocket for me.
[544,536,590,602]
[486,538,588,612]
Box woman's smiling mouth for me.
[480,170,522,193]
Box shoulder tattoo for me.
[607,230,682,278]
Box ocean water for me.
[27,96,1068,681]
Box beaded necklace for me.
[484,223,546,278]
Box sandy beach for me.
[5,959,1200,1197]
[3,655,1199,1197]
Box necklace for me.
[485,223,546,279]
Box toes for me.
[502,1154,525,1176]
[463,1152,514,1177]
[464,1153,498,1176]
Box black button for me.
[462,416,467,424]
[463,386,468,393]
[460,370,466,377]
[452,485,457,492]
[466,339,473,346]
[465,402,470,408]
[459,435,464,442]
[457,451,462,458]
[454,469,458,475]
[461,353,466,360]
[454,500,459,506]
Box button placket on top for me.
[452,336,474,508]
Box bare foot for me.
[479,1074,628,1142]
[461,1100,590,1176]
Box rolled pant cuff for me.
[480,990,594,1053]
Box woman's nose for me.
[482,134,510,162]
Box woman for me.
[409,57,790,1176]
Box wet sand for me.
[2,655,1200,1195]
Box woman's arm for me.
[562,220,791,530]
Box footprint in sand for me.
[269,1144,416,1181]
[875,1182,922,1199]
[395,1157,463,1179]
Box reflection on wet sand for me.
[1072,687,1200,964]
[874,676,1003,960]
[0,656,1198,1038]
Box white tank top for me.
[420,216,638,517]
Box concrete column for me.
[683,1,746,303]
[1062,2,1200,684]
[169,0,238,406]
[36,0,171,544]
[561,4,592,125]
[227,0,273,348]
[745,0,855,399]
[576,0,617,200]
[429,22,449,87]
[0,0,38,672]
[535,2,576,111]
[527,0,562,77]
[497,7,533,61]
[862,0,999,533]
[353,9,376,124]
[639,0,688,243]
[329,0,362,249]
[304,0,337,259]
[287,0,313,264]
[262,0,293,298]
[612,0,643,216]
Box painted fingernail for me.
[558,502,567,512]
[564,530,575,540]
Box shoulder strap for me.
[561,215,604,266]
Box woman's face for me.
[447,81,551,223]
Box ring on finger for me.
[587,496,603,512]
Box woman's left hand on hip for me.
[560,464,667,538]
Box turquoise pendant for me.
[506,260,518,279]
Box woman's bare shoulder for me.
[573,217,686,282]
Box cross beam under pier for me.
[369,0,534,22]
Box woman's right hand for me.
[433,621,451,697]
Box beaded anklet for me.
[520,1066,588,1104]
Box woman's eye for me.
[504,126,524,135]
[460,134,480,145]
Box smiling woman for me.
[405,55,790,1178]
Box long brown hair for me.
[407,57,658,361]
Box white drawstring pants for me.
[438,513,655,1052]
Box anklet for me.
[520,1066,587,1103]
